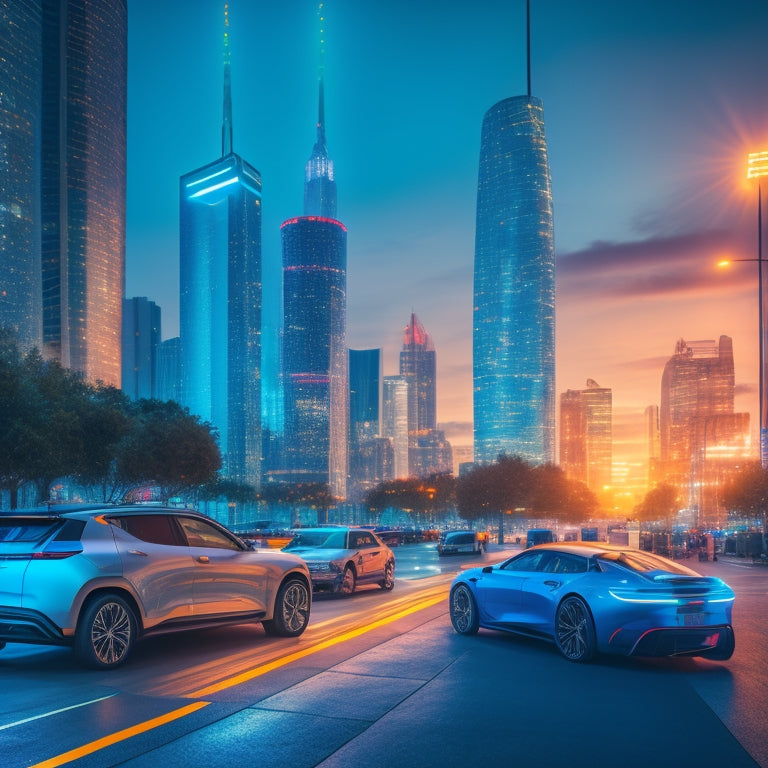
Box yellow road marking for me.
[188,591,447,697]
[28,701,210,768]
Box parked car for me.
[0,505,312,669]
[449,542,735,663]
[437,530,485,556]
[282,526,395,595]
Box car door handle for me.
[544,580,560,588]
[128,549,148,557]
[197,555,210,563]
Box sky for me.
[125,0,768,483]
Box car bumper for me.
[607,624,735,659]
[0,607,69,646]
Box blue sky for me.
[126,0,768,468]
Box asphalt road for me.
[0,544,765,768]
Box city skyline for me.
[125,0,768,473]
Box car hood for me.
[286,546,350,561]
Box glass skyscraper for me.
[280,17,348,499]
[122,297,161,401]
[0,0,42,353]
[40,0,126,386]
[179,9,262,486]
[473,92,555,465]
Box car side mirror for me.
[482,565,493,573]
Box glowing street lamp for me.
[748,151,768,468]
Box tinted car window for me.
[176,516,243,550]
[501,550,548,572]
[544,553,588,574]
[598,550,696,575]
[0,518,62,543]
[110,515,180,546]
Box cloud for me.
[557,228,753,304]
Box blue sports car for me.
[449,542,735,662]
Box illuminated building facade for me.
[121,297,160,400]
[559,380,612,494]
[382,376,410,480]
[281,216,347,497]
[40,0,126,386]
[660,336,750,525]
[0,0,42,353]
[156,336,182,404]
[179,8,262,485]
[472,91,555,464]
[280,12,348,499]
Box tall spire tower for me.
[222,3,233,156]
[303,2,337,218]
[472,0,556,466]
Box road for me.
[0,544,765,767]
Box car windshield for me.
[597,550,698,576]
[284,530,348,550]
[0,518,61,543]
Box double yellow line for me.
[30,590,447,768]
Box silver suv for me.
[0,505,312,668]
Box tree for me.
[634,483,678,525]
[721,461,768,552]
[363,474,456,526]
[116,400,221,503]
[530,464,599,524]
[456,455,533,543]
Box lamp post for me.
[748,151,768,468]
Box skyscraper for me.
[382,376,410,480]
[40,0,127,386]
[0,0,125,378]
[281,7,348,498]
[0,0,42,353]
[179,7,262,485]
[122,297,161,400]
[472,2,555,465]
[659,336,750,525]
[559,380,612,494]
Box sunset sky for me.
[125,0,768,480]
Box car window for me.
[544,554,588,574]
[597,550,696,575]
[501,550,548,572]
[109,514,180,546]
[176,516,242,550]
[352,532,376,548]
[0,518,64,543]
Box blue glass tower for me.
[281,7,348,498]
[179,7,262,485]
[472,3,555,465]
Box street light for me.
[747,151,768,468]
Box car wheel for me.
[450,583,479,635]
[75,593,136,669]
[555,595,596,663]
[263,577,311,637]
[380,560,395,591]
[335,565,356,596]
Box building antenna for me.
[526,0,531,98]
[317,2,326,143]
[222,3,233,156]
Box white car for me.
[0,505,312,669]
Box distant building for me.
[382,376,410,480]
[645,404,661,485]
[560,380,612,495]
[472,9,555,465]
[122,298,161,400]
[155,337,182,404]
[280,29,347,499]
[179,8,262,485]
[659,336,750,526]
[348,349,383,500]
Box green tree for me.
[117,399,221,503]
[530,464,599,524]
